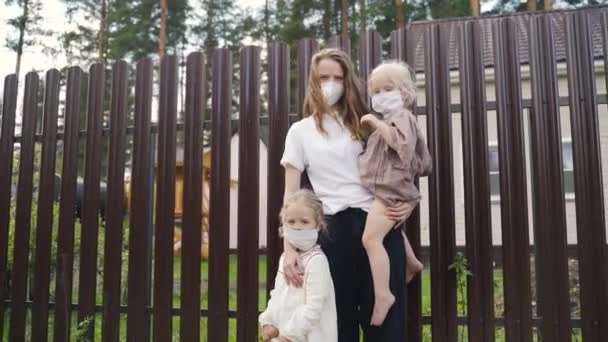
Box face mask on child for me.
[283,227,319,251]
[321,80,344,106]
[371,89,403,117]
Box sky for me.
[0,0,266,82]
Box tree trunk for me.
[322,0,331,39]
[98,0,108,63]
[15,0,30,79]
[395,0,405,29]
[360,0,367,33]
[264,0,271,46]
[159,0,167,57]
[543,0,552,10]
[528,0,537,11]
[341,0,348,36]
[470,0,480,16]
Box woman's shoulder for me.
[288,116,315,134]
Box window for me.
[488,139,574,198]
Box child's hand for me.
[361,113,379,127]
[272,336,292,342]
[261,325,279,341]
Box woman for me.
[280,48,409,341]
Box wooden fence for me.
[1,6,608,342]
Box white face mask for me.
[321,80,344,106]
[283,227,319,251]
[371,90,403,117]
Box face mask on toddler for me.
[371,89,403,117]
[283,227,319,251]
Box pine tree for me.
[60,0,111,65]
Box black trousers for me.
[320,208,406,342]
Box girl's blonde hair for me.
[368,60,417,110]
[279,189,327,234]
[303,48,369,140]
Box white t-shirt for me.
[280,114,373,214]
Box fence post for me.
[0,74,18,340]
[565,11,608,341]
[529,14,571,341]
[208,48,233,342]
[153,55,179,342]
[297,38,319,116]
[9,72,40,342]
[329,34,351,56]
[180,51,206,342]
[31,69,60,342]
[127,58,154,342]
[459,20,494,342]
[358,31,382,104]
[267,42,290,295]
[102,61,129,342]
[493,18,532,342]
[426,23,458,342]
[237,45,261,342]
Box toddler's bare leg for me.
[402,231,424,283]
[362,199,397,326]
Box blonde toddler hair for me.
[279,189,327,235]
[368,60,417,110]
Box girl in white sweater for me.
[259,190,338,342]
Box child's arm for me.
[259,258,285,328]
[281,255,332,342]
[361,114,414,160]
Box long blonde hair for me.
[302,48,369,140]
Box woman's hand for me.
[360,114,379,127]
[273,336,292,342]
[385,201,414,225]
[283,247,305,287]
[261,325,279,341]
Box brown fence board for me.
[493,18,533,342]
[329,34,351,56]
[180,51,205,342]
[426,23,458,342]
[565,12,608,341]
[207,48,232,342]
[528,14,572,341]
[78,63,105,339]
[458,21,495,342]
[297,38,319,115]
[31,69,60,341]
[358,31,382,102]
[102,61,129,342]
[391,27,423,342]
[153,55,178,342]
[266,42,289,295]
[9,72,39,342]
[127,58,154,342]
[53,67,84,341]
[237,46,261,342]
[0,74,18,338]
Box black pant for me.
[321,208,406,342]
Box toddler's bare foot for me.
[406,260,424,283]
[370,292,395,326]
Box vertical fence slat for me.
[297,38,319,115]
[493,18,533,342]
[78,63,105,339]
[127,58,153,342]
[426,23,458,342]
[391,27,422,342]
[529,15,571,341]
[9,72,39,342]
[237,46,261,342]
[180,52,205,342]
[153,55,178,342]
[459,21,494,342]
[102,61,129,342]
[565,12,608,341]
[604,14,608,96]
[358,31,383,103]
[54,67,83,341]
[329,34,351,56]
[208,48,232,342]
[0,74,18,338]
[31,69,60,341]
[267,42,289,295]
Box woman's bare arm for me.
[282,165,305,287]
